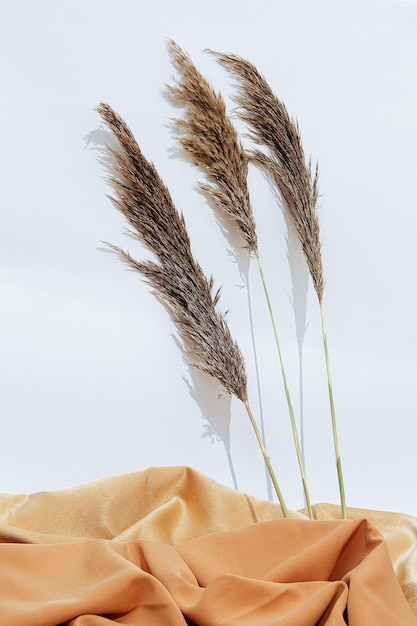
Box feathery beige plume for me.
[96,102,247,402]
[211,53,347,518]
[166,40,257,255]
[210,52,324,303]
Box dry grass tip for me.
[166,40,257,255]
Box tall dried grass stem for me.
[167,41,312,516]
[320,302,346,518]
[244,400,288,517]
[257,256,312,517]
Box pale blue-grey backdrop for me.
[1,0,417,516]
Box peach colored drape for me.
[0,466,416,625]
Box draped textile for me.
[0,466,416,625]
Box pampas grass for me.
[212,52,347,519]
[167,40,313,518]
[211,51,323,300]
[166,40,257,255]
[96,101,289,517]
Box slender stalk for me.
[256,255,313,518]
[243,400,289,517]
[298,347,306,468]
[246,271,273,501]
[319,302,347,519]
[167,43,310,514]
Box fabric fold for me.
[0,466,416,624]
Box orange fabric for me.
[0,466,416,625]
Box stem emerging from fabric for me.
[244,400,288,517]
[256,255,313,518]
[320,302,347,519]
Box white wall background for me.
[1,0,417,516]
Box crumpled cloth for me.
[0,466,416,625]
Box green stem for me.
[256,255,313,518]
[244,400,289,517]
[319,301,347,519]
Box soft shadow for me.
[167,139,253,278]
[284,214,310,468]
[180,347,238,490]
[84,127,123,193]
[84,126,120,160]
[243,493,258,523]
[244,267,273,501]
[171,335,236,488]
[257,167,310,470]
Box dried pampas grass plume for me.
[211,52,346,518]
[166,39,257,255]
[96,101,288,516]
[211,51,323,302]
[96,102,246,402]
